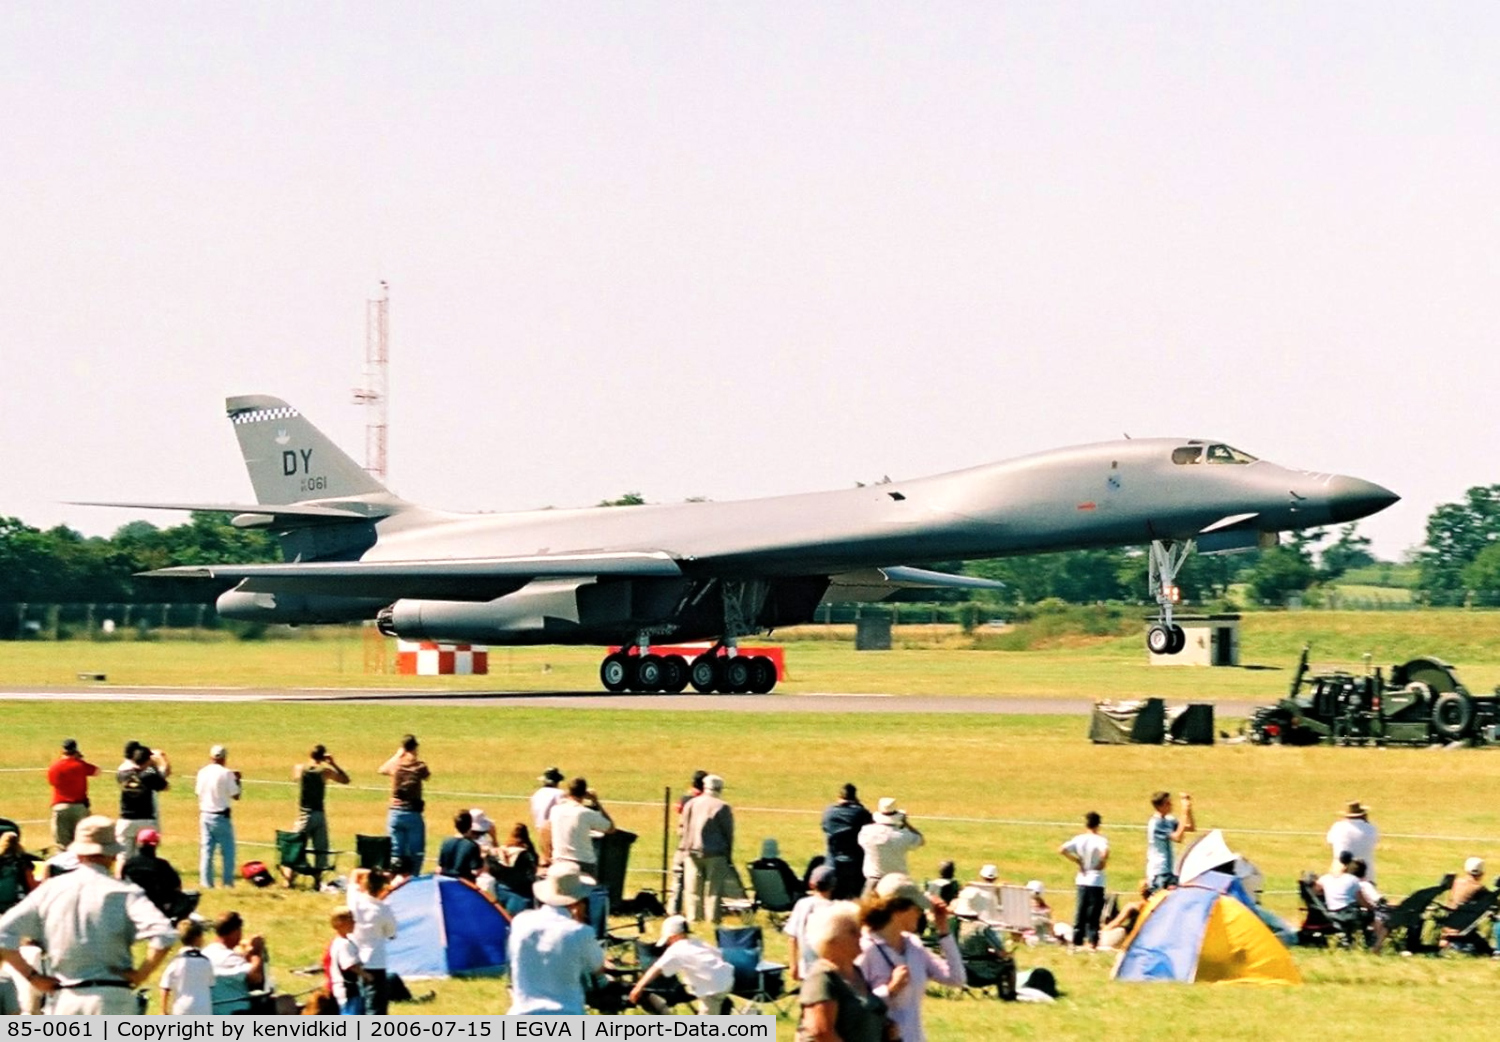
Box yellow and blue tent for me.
[1112,871,1301,985]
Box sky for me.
[3,3,1498,562]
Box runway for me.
[0,685,1259,717]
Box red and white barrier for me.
[395,640,489,676]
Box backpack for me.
[241,861,275,888]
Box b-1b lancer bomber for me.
[83,396,1398,693]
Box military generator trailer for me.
[1249,647,1500,747]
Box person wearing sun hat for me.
[629,915,735,1015]
[1326,800,1378,884]
[530,767,567,831]
[506,864,604,1015]
[0,816,174,1014]
[856,797,925,894]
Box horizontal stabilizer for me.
[142,550,683,601]
[70,500,384,523]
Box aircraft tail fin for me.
[226,395,388,505]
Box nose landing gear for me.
[1147,539,1193,656]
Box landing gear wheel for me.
[747,656,777,694]
[600,653,631,693]
[1168,625,1186,655]
[634,654,665,692]
[660,655,689,693]
[689,655,721,693]
[1432,691,1474,741]
[1147,625,1173,655]
[723,656,753,693]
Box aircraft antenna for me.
[352,281,390,482]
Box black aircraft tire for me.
[723,656,753,694]
[600,653,631,693]
[1433,691,1474,741]
[689,655,720,693]
[747,656,777,694]
[1147,625,1173,655]
[635,654,665,692]
[660,655,689,693]
[1169,625,1186,655]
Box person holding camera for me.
[1145,791,1195,894]
[548,778,615,877]
[195,745,242,889]
[116,741,171,862]
[294,744,350,872]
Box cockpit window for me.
[1205,444,1258,464]
[1172,446,1203,465]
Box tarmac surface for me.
[0,685,1259,717]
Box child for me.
[160,920,214,1015]
[1025,880,1069,945]
[328,907,367,1015]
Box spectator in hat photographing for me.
[530,767,566,831]
[46,738,97,849]
[0,815,175,1015]
[195,745,241,889]
[857,798,925,894]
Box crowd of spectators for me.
[2,732,1492,1027]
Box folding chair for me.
[1296,874,1338,947]
[748,863,799,926]
[716,925,791,1014]
[1438,888,1498,956]
[995,885,1033,939]
[355,834,392,871]
[276,830,336,889]
[950,918,1017,1001]
[1382,877,1452,955]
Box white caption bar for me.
[5,1017,779,1042]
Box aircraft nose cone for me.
[1327,476,1400,524]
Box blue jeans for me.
[340,992,365,1015]
[387,808,426,876]
[199,812,236,888]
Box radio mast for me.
[353,281,390,482]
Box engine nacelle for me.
[216,588,383,624]
[377,578,693,646]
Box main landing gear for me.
[598,645,778,694]
[1146,538,1192,656]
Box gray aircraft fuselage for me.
[110,396,1396,657]
[368,438,1382,576]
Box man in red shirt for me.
[46,738,98,848]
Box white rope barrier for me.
[7,771,1496,844]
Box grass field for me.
[8,609,1500,698]
[3,688,1500,1037]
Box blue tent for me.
[1112,872,1300,985]
[385,876,510,979]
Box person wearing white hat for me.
[506,865,604,1015]
[856,798,925,893]
[1326,801,1378,884]
[0,815,175,1014]
[194,745,241,890]
[1450,856,1486,908]
[629,915,735,1015]
[952,864,1002,924]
